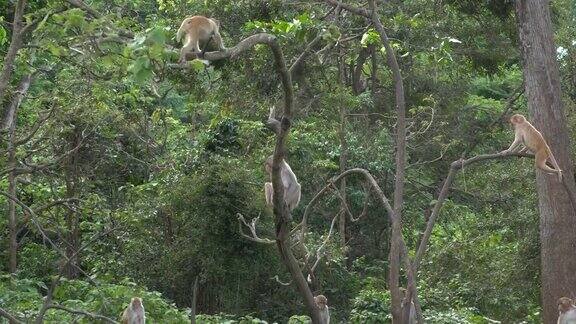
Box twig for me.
[237,213,275,244]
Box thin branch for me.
[14,103,55,146]
[310,214,339,273]
[191,31,319,321]
[0,191,93,282]
[323,0,371,17]
[413,150,535,272]
[0,307,23,324]
[289,32,324,77]
[46,305,118,324]
[237,213,275,244]
[33,198,80,214]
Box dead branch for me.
[237,213,275,244]
[310,214,339,273]
[2,73,33,131]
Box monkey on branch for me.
[176,15,226,64]
[502,114,563,182]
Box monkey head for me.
[559,297,574,313]
[131,297,143,309]
[510,114,526,125]
[314,295,328,309]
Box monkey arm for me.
[505,134,522,152]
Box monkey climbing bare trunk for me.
[515,1,576,323]
[201,33,322,323]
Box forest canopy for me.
[1,0,576,323]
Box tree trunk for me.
[0,0,27,126]
[7,114,18,273]
[338,44,349,250]
[63,128,81,279]
[352,46,371,95]
[515,1,576,323]
[190,276,199,324]
[5,74,32,273]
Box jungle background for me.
[1,0,576,323]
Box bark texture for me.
[515,1,576,323]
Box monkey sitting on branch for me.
[176,15,226,64]
[502,114,562,182]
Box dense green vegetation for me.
[1,0,575,323]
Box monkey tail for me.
[547,148,563,182]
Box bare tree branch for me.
[0,307,23,324]
[237,214,275,244]
[310,214,339,273]
[2,73,34,130]
[413,150,536,272]
[46,304,119,324]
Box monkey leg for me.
[264,182,274,206]
[535,150,562,181]
[212,32,226,51]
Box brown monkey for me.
[176,16,225,63]
[264,155,301,212]
[503,114,562,181]
[558,297,576,324]
[121,297,145,324]
[314,295,330,324]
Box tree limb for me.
[237,214,275,244]
[0,307,23,324]
[46,304,119,324]
[0,0,27,129]
[413,150,535,272]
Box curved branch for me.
[413,150,534,272]
[46,305,118,324]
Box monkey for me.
[121,297,145,324]
[314,295,330,324]
[503,114,562,182]
[558,297,576,324]
[176,16,225,64]
[264,155,301,212]
[399,287,416,324]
